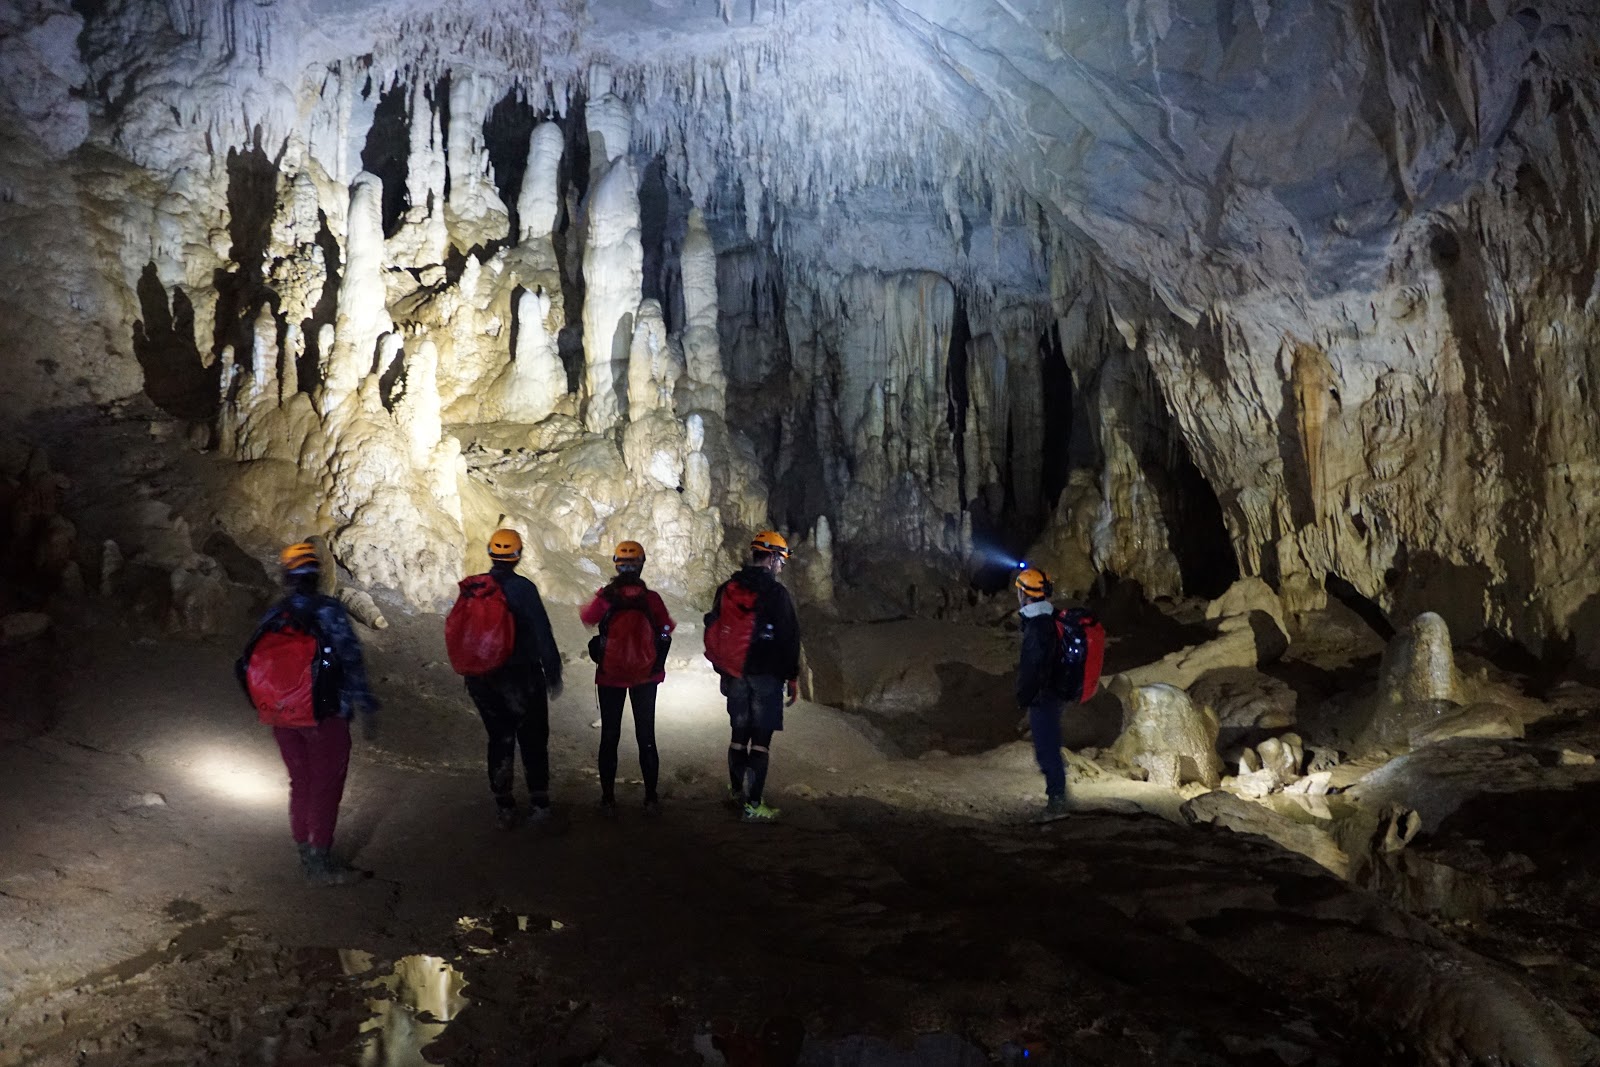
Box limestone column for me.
[582,160,643,432]
[322,172,392,414]
[679,205,727,415]
[517,122,564,243]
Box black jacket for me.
[1015,604,1059,709]
[489,562,563,687]
[707,565,801,681]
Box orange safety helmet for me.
[487,528,524,562]
[279,540,320,574]
[1015,566,1053,599]
[613,540,646,569]
[750,530,790,559]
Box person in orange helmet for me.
[1015,566,1068,820]
[458,528,564,830]
[579,541,675,817]
[236,541,379,885]
[703,531,800,823]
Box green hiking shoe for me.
[725,783,745,809]
[742,801,781,823]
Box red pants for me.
[273,717,351,849]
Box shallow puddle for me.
[349,953,468,1067]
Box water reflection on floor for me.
[342,951,467,1067]
[339,913,561,1066]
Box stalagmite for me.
[683,413,712,510]
[496,288,566,423]
[395,338,441,470]
[626,299,682,421]
[582,160,644,432]
[247,305,279,408]
[678,206,727,415]
[517,123,564,243]
[445,74,509,248]
[322,172,392,415]
[585,88,632,179]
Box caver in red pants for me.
[273,717,352,849]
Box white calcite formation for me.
[1,0,1599,645]
[582,160,644,433]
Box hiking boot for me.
[1036,796,1070,822]
[493,804,519,831]
[742,801,781,823]
[642,797,662,818]
[526,804,553,825]
[598,797,618,819]
[304,847,369,886]
[724,783,745,810]
[295,841,314,871]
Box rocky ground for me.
[2,590,1600,1066]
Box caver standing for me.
[579,540,676,817]
[704,531,800,823]
[237,541,380,885]
[447,528,564,829]
[1014,566,1068,819]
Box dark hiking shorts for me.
[723,673,785,733]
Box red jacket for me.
[580,580,676,687]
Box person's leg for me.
[514,674,551,809]
[744,727,775,806]
[743,675,785,806]
[273,726,312,847]
[467,677,518,811]
[1029,702,1067,800]
[596,686,626,804]
[303,717,353,849]
[725,676,754,797]
[630,684,660,803]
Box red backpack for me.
[446,574,515,676]
[594,591,661,685]
[1050,608,1106,703]
[243,610,332,728]
[704,579,761,678]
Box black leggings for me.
[466,669,550,807]
[597,684,659,801]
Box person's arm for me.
[318,600,378,715]
[524,583,563,691]
[578,590,608,629]
[702,583,723,629]
[774,587,801,702]
[1015,619,1051,708]
[648,592,677,634]
[234,609,275,698]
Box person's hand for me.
[547,678,564,701]
[359,712,379,743]
[785,678,798,707]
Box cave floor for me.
[2,613,1600,1066]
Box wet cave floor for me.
[2,612,1600,1067]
